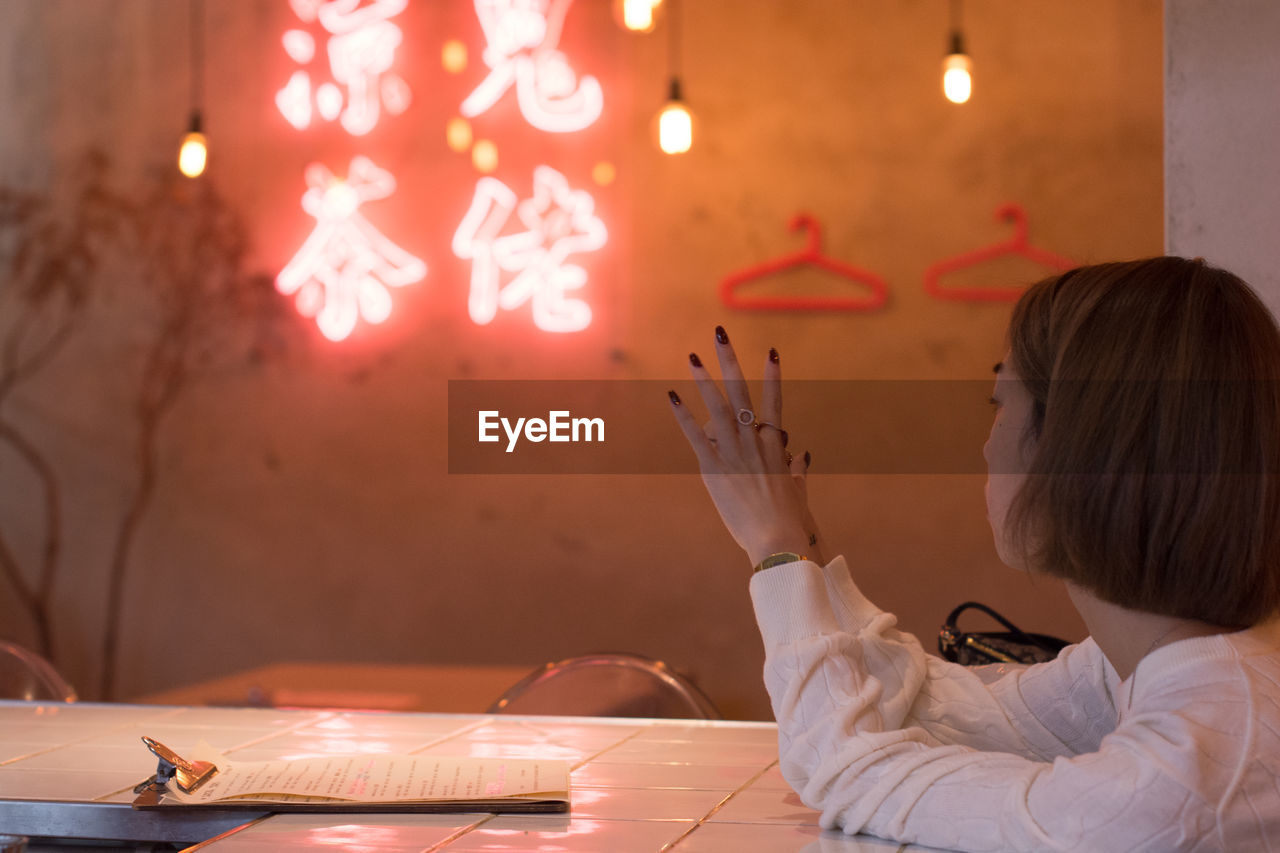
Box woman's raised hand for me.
[668,326,825,567]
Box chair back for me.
[488,653,720,719]
[0,641,77,702]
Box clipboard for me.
[131,737,570,814]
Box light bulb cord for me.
[668,0,682,86]
[190,0,204,119]
[948,0,965,54]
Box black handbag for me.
[938,601,1071,665]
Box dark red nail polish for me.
[769,347,779,364]
[715,326,729,345]
[668,390,681,405]
[781,430,789,447]
[804,450,811,468]
[689,352,702,368]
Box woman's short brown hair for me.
[1005,256,1280,627]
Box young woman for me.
[669,257,1280,851]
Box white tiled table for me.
[0,702,926,851]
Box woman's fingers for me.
[667,389,718,467]
[713,326,757,427]
[760,346,782,426]
[714,327,772,473]
[758,346,786,470]
[789,448,810,478]
[684,330,789,474]
[688,350,740,450]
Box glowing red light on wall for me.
[461,0,603,133]
[277,156,426,342]
[276,0,411,136]
[453,166,605,332]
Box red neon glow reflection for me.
[277,156,426,342]
[481,818,607,839]
[276,0,411,136]
[454,166,605,333]
[305,825,399,850]
[462,0,603,133]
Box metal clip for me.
[133,736,219,795]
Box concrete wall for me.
[0,1,1162,718]
[1165,0,1280,312]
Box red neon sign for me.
[276,0,412,136]
[462,0,603,133]
[276,157,426,342]
[274,0,610,339]
[453,166,605,333]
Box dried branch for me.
[0,157,121,661]
[1,151,291,698]
[98,173,280,701]
[0,420,60,656]
[0,526,44,647]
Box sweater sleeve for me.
[748,560,1198,851]
[761,557,1117,760]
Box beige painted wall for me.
[1165,0,1280,311]
[0,1,1162,718]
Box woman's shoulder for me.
[1226,614,1280,659]
[1114,623,1280,821]
[1140,616,1280,694]
[1126,618,1280,739]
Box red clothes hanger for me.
[923,203,1077,302]
[719,213,888,311]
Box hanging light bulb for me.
[616,0,661,33]
[942,0,972,104]
[178,111,208,178]
[655,0,691,154]
[942,35,972,104]
[657,78,693,154]
[178,0,208,177]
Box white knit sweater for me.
[749,556,1280,852]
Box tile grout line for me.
[420,813,498,852]
[569,727,649,771]
[0,705,188,768]
[657,758,780,852]
[407,716,494,755]
[221,709,336,752]
[485,715,651,769]
[177,813,274,851]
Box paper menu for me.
[164,749,569,807]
